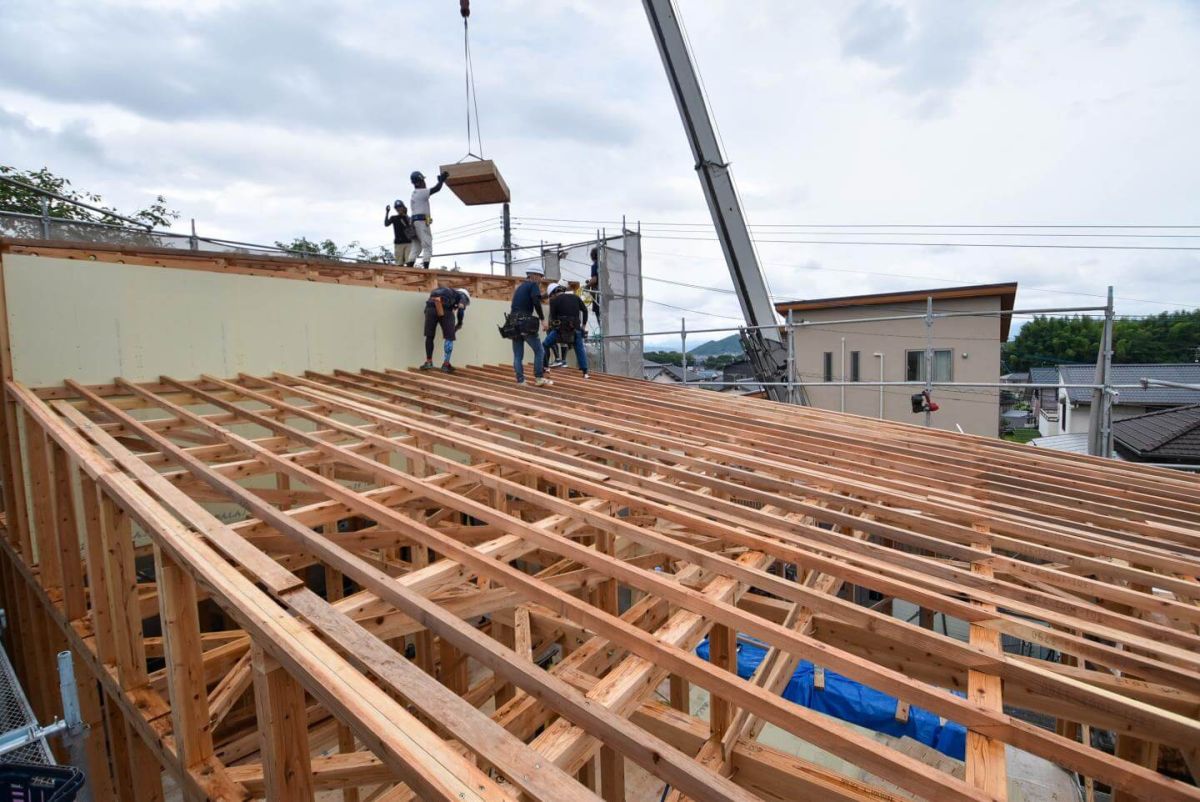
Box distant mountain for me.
[688,333,744,357]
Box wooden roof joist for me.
[4,364,1200,801]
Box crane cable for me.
[461,0,484,160]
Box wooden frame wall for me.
[1,357,1199,800]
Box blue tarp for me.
[697,637,966,760]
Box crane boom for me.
[641,0,800,402]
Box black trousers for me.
[424,305,456,359]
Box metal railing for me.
[0,175,573,275]
[612,294,1131,457]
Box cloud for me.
[0,1,452,136]
[839,0,987,116]
[0,106,106,164]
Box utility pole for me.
[502,202,512,276]
[1102,285,1115,458]
[924,296,934,428]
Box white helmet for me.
[545,282,562,296]
[526,264,545,277]
[456,288,471,307]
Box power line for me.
[514,216,1200,230]
[639,248,1200,310]
[517,226,1200,252]
[514,219,1200,239]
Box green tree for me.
[274,237,394,264]
[1004,311,1200,371]
[645,351,684,366]
[0,164,179,228]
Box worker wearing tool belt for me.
[409,169,449,268]
[542,282,590,378]
[420,286,470,373]
[509,264,551,386]
[384,200,416,266]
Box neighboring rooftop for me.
[1113,404,1200,462]
[1028,366,1059,386]
[1030,432,1096,455]
[1059,363,1200,405]
[774,282,1018,339]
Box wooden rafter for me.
[1,361,1198,802]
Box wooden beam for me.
[251,644,316,802]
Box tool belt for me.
[499,312,540,340]
[412,214,429,223]
[552,317,579,336]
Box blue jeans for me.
[543,328,588,373]
[512,333,544,383]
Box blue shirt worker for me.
[420,286,470,373]
[510,264,550,386]
[542,282,590,379]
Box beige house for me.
[776,283,1017,437]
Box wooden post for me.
[99,496,148,689]
[251,645,316,801]
[708,625,736,736]
[153,546,214,769]
[966,532,1007,800]
[51,446,87,622]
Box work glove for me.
[439,170,450,181]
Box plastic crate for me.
[0,763,84,802]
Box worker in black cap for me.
[384,200,416,266]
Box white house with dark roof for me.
[1054,363,1200,435]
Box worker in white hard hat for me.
[419,286,470,373]
[543,282,566,367]
[543,282,590,378]
[509,264,550,386]
[409,169,450,269]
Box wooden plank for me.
[46,392,596,802]
[153,546,215,769]
[252,644,316,802]
[966,534,1007,800]
[114,377,997,802]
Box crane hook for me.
[460,0,470,19]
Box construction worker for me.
[543,282,590,378]
[510,264,551,386]
[586,247,602,324]
[420,286,470,373]
[384,200,416,266]
[410,169,450,268]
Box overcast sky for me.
[3,0,1199,342]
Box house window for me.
[823,352,833,382]
[906,349,953,382]
[850,351,861,382]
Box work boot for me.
[418,361,434,370]
[441,362,455,374]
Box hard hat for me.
[546,282,563,295]
[393,199,405,208]
[525,264,545,276]
[410,171,425,183]
[456,288,471,306]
